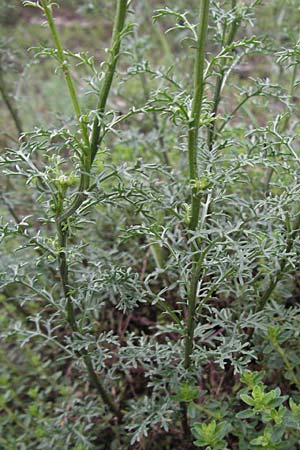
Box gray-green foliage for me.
[1,0,300,448]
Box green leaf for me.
[173,383,200,402]
[240,393,255,406]
[236,409,256,419]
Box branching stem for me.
[40,0,128,420]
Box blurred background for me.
[1,0,299,145]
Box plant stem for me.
[57,0,128,227]
[184,259,203,369]
[39,0,128,420]
[180,402,192,441]
[0,65,23,137]
[271,340,300,389]
[207,0,239,151]
[56,223,121,419]
[40,0,89,148]
[90,0,128,164]
[143,0,173,67]
[181,3,210,438]
[188,0,210,231]
[184,0,210,372]
[257,212,300,311]
[134,26,169,166]
[265,62,298,191]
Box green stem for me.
[265,62,298,191]
[188,0,210,232]
[40,0,129,420]
[0,65,23,137]
[207,0,239,151]
[56,222,120,419]
[134,25,169,166]
[40,0,89,148]
[257,212,300,311]
[272,340,300,389]
[56,224,76,328]
[143,0,173,67]
[90,0,128,164]
[180,4,210,437]
[184,260,203,369]
[58,0,127,225]
[184,0,210,372]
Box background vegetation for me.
[1,1,300,449]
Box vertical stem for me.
[265,62,298,191]
[56,225,76,328]
[271,340,300,389]
[207,0,239,151]
[37,0,129,420]
[257,212,300,311]
[40,0,89,148]
[56,222,121,419]
[57,0,127,224]
[90,0,128,164]
[184,264,202,369]
[188,0,210,232]
[181,2,210,440]
[0,65,23,137]
[185,0,210,370]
